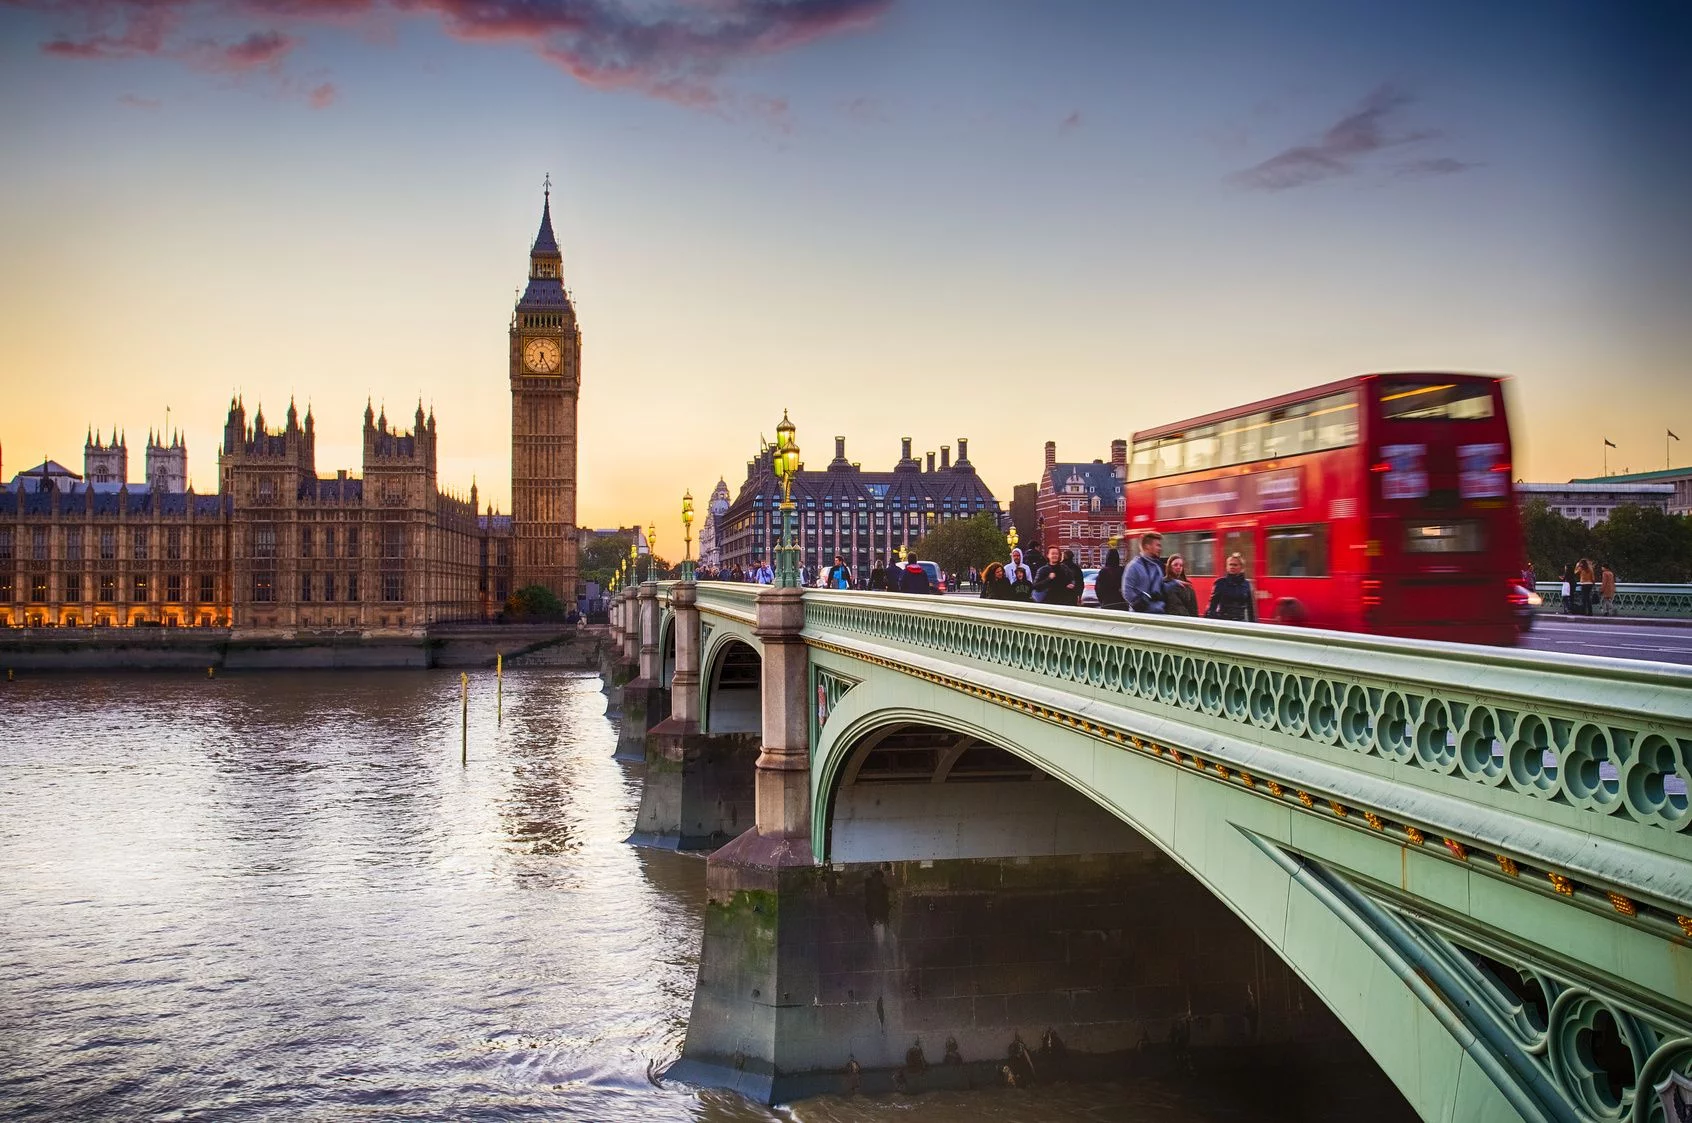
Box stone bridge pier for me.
[625,579,759,849]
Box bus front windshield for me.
[1377,381,1495,421]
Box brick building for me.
[1034,439,1128,566]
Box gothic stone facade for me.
[509,189,581,601]
[0,400,508,631]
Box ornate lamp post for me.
[681,491,695,581]
[647,523,658,582]
[627,542,638,590]
[1007,525,1019,554]
[772,410,801,588]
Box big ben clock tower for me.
[510,177,580,601]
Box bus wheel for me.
[1276,598,1307,625]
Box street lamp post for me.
[627,542,638,590]
[647,524,658,582]
[772,410,801,588]
[1007,525,1019,555]
[681,491,695,582]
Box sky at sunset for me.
[2,0,1688,529]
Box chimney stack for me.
[940,445,951,470]
[1111,439,1127,468]
[926,451,936,473]
[1045,441,1057,471]
[835,435,846,461]
[901,437,913,462]
[957,437,969,464]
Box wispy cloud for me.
[9,0,892,113]
[118,91,161,108]
[1059,109,1081,134]
[1229,84,1472,191]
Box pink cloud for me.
[12,0,893,115]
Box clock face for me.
[523,337,562,374]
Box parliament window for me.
[166,527,182,561]
[252,572,274,603]
[132,528,148,560]
[323,574,336,602]
[65,574,81,602]
[347,529,360,558]
[132,574,149,602]
[0,575,11,600]
[300,528,313,558]
[383,573,403,602]
[347,574,360,602]
[166,574,182,602]
[98,574,115,602]
[100,530,115,560]
[31,573,48,602]
[66,529,82,560]
[300,573,312,602]
[0,530,10,560]
[199,574,215,603]
[32,528,48,561]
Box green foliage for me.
[913,514,1008,576]
[505,584,566,620]
[580,532,634,589]
[1520,500,1692,583]
[1593,505,1692,583]
[1520,500,1593,581]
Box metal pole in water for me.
[460,672,469,765]
[496,652,503,725]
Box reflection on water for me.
[2,670,1389,1121]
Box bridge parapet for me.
[800,592,1692,913]
[1535,581,1692,618]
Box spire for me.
[532,173,559,254]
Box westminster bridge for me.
[603,577,1692,1122]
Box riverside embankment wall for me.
[0,625,607,672]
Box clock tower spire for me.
[509,175,580,601]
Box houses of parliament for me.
[0,190,581,631]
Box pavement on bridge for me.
[1521,617,1692,665]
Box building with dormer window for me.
[1034,439,1128,565]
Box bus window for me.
[1130,439,1159,481]
[1185,427,1219,472]
[1267,525,1329,577]
[1265,406,1310,459]
[1222,529,1256,574]
[1378,381,1496,421]
[1164,532,1216,575]
[1312,392,1359,449]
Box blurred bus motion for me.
[1127,372,1523,646]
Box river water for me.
[0,670,1404,1121]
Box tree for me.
[914,514,1008,577]
[1519,499,1593,582]
[1593,505,1692,583]
[580,531,634,590]
[506,584,566,620]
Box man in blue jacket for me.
[1122,531,1167,612]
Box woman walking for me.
[979,562,1014,600]
[1163,554,1199,616]
[1094,548,1126,610]
[1205,553,1257,622]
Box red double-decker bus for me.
[1125,372,1523,645]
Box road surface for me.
[1519,617,1692,666]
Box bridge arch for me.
[809,664,1559,1121]
[701,637,761,735]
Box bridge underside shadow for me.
[674,719,1415,1114]
[628,638,760,850]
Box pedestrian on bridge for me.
[1006,549,1036,601]
[867,559,890,591]
[1095,548,1126,610]
[979,562,1014,600]
[1123,532,1167,613]
[1205,552,1257,622]
[1164,554,1199,616]
[1600,563,1617,617]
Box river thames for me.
[1,669,1408,1121]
